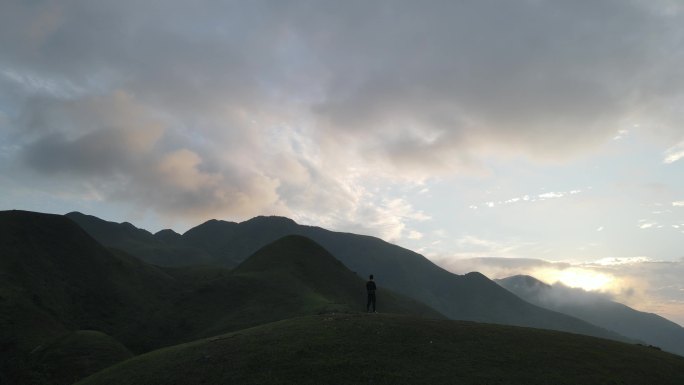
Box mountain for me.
[153,229,182,244]
[69,213,630,341]
[76,313,684,385]
[496,275,684,357]
[65,212,213,266]
[232,235,442,319]
[0,210,179,344]
[1,210,441,384]
[154,235,443,342]
[0,210,181,384]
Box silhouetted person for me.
[366,274,377,313]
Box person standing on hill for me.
[366,274,377,313]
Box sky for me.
[1,1,683,323]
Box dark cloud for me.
[23,130,142,175]
[302,1,684,163]
[1,0,683,227]
[535,282,615,306]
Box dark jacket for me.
[366,280,376,292]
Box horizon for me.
[1,1,683,325]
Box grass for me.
[77,313,684,385]
[28,330,134,385]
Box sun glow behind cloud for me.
[437,254,684,326]
[536,267,614,292]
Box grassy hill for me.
[0,210,180,383]
[149,235,443,343]
[0,210,173,342]
[1,210,442,384]
[68,213,630,342]
[232,235,442,318]
[497,275,684,356]
[28,330,133,385]
[77,313,684,385]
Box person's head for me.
[369,274,374,280]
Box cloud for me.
[10,91,286,221]
[664,142,684,164]
[437,255,568,278]
[469,188,584,209]
[590,256,653,266]
[1,0,684,233]
[20,93,164,176]
[437,255,684,325]
[305,1,684,163]
[613,129,629,140]
[502,278,615,308]
[321,197,431,242]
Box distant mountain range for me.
[66,211,627,341]
[496,275,684,356]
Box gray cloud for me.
[538,283,616,306]
[10,91,282,221]
[1,0,683,233]
[444,256,570,275]
[304,1,684,163]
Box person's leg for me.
[367,293,372,312]
[371,293,376,312]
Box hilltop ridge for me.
[77,313,684,385]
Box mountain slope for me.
[153,236,443,342]
[0,210,179,384]
[1,210,443,384]
[29,330,134,385]
[233,235,443,318]
[77,313,684,385]
[70,213,630,341]
[497,275,684,356]
[65,212,212,266]
[0,210,177,344]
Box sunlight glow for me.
[538,268,614,292]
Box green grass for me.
[77,313,684,385]
[28,330,134,385]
